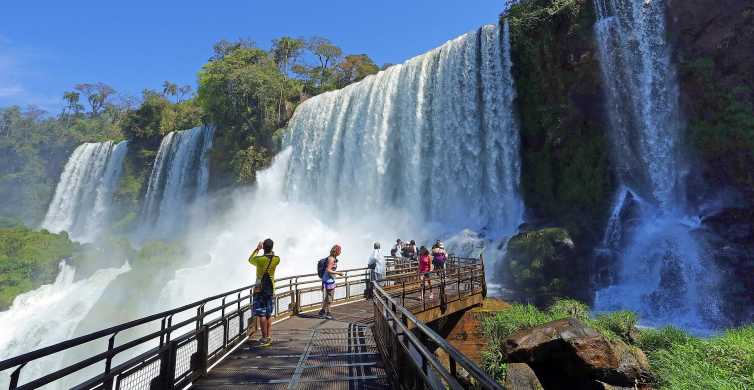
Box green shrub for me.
[547,298,591,322]
[638,326,692,353]
[648,327,754,389]
[0,227,78,309]
[593,311,638,343]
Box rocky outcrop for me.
[667,0,754,204]
[503,228,590,304]
[506,0,616,250]
[505,363,544,390]
[504,318,651,389]
[702,208,754,324]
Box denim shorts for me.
[253,294,274,317]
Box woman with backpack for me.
[319,244,343,320]
[248,238,280,347]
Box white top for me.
[368,249,385,276]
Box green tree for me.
[74,82,115,117]
[62,91,84,118]
[271,36,305,123]
[336,54,379,87]
[162,81,178,101]
[307,37,343,90]
[198,42,291,185]
[177,85,193,102]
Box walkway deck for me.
[192,301,390,389]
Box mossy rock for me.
[504,228,588,304]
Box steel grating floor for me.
[191,300,391,390]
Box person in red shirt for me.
[418,246,433,301]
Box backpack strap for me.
[263,254,274,276]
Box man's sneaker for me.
[259,337,272,347]
[318,309,326,317]
[325,314,334,320]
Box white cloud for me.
[0,85,24,98]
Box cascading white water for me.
[0,262,129,388]
[593,0,720,331]
[138,126,214,239]
[160,23,523,315]
[285,22,522,236]
[41,141,128,243]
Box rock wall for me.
[668,0,754,204]
[506,0,616,249]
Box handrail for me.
[0,266,371,389]
[371,255,502,389]
[2,255,499,389]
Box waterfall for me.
[593,0,720,331]
[41,141,128,243]
[0,262,129,389]
[138,126,214,239]
[285,22,522,236]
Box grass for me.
[480,300,754,389]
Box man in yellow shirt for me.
[248,238,280,347]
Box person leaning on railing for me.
[248,238,280,347]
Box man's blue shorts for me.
[253,294,274,318]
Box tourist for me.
[405,240,418,260]
[391,238,402,257]
[368,242,385,296]
[319,244,343,320]
[418,246,433,301]
[248,238,280,347]
[431,240,448,276]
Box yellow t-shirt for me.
[248,254,280,290]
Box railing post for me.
[9,363,25,390]
[193,325,210,377]
[155,340,178,390]
[103,332,118,390]
[480,253,488,298]
[401,281,406,307]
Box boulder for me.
[504,363,544,390]
[504,318,651,388]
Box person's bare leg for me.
[265,316,272,339]
[259,317,269,339]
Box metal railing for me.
[0,267,371,390]
[372,256,502,389]
[1,255,501,390]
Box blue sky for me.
[0,0,505,113]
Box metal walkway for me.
[192,301,389,389]
[0,256,501,390]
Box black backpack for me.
[260,256,274,297]
[317,257,328,279]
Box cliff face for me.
[667,0,754,204]
[507,0,616,250]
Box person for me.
[418,246,433,301]
[368,242,385,296]
[320,244,343,319]
[248,238,280,347]
[391,239,402,257]
[431,240,448,276]
[405,240,417,260]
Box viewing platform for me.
[0,256,502,390]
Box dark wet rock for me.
[504,318,651,388]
